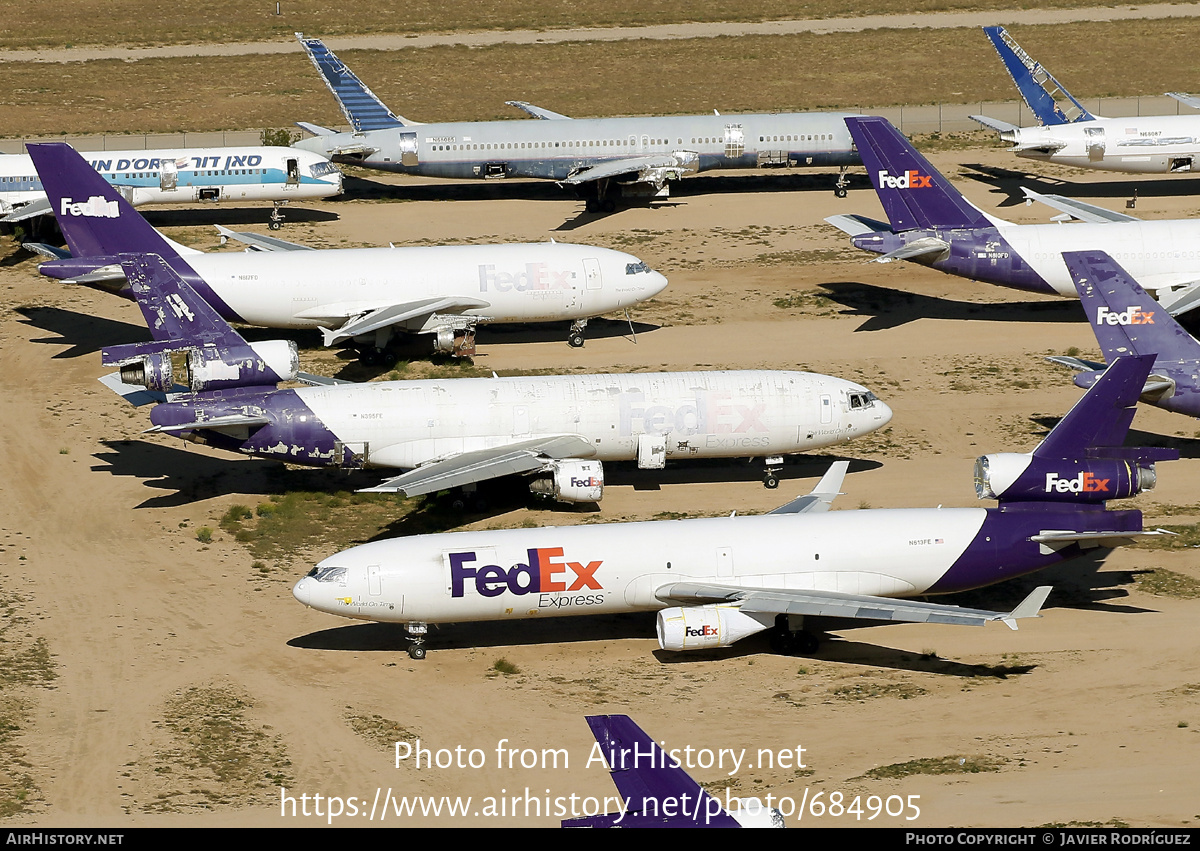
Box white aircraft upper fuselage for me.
[1000,114,1200,175]
[293,112,858,181]
[130,242,668,332]
[0,146,341,217]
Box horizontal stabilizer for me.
[1046,355,1107,373]
[506,101,571,120]
[97,371,168,407]
[824,214,892,237]
[1166,92,1200,111]
[655,582,1052,629]
[144,413,271,434]
[768,461,848,514]
[970,114,1021,134]
[294,372,355,387]
[1021,187,1139,223]
[1032,529,1172,554]
[295,121,336,136]
[1157,282,1200,318]
[875,236,950,263]
[361,434,596,496]
[215,224,314,252]
[21,242,71,261]
[1,197,51,223]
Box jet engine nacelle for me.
[118,340,299,393]
[974,452,1157,503]
[656,604,773,652]
[528,460,604,504]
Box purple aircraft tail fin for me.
[845,116,991,232]
[26,143,179,260]
[1034,354,1156,459]
[1064,250,1200,369]
[561,715,741,828]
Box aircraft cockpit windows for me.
[848,391,879,410]
[308,566,349,585]
[626,261,651,275]
[309,161,340,177]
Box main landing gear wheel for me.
[358,347,398,368]
[834,165,851,198]
[769,628,819,656]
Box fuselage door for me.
[1085,126,1106,162]
[724,124,745,158]
[399,132,419,166]
[368,563,382,596]
[286,157,300,185]
[583,257,602,290]
[715,547,733,578]
[159,159,178,191]
[637,433,667,469]
[820,393,833,424]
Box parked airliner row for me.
[27,143,666,358]
[973,26,1200,176]
[295,357,1171,659]
[101,253,891,509]
[828,117,1200,317]
[290,35,860,208]
[1,145,340,227]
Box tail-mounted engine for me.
[528,459,604,504]
[656,604,773,652]
[974,449,1177,504]
[105,339,299,393]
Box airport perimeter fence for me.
[0,95,1189,155]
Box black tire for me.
[601,198,617,213]
[764,474,779,489]
[568,332,585,348]
[359,348,379,366]
[834,186,848,199]
[795,632,820,654]
[269,220,282,230]
[408,645,426,660]
[379,349,398,368]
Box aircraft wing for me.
[506,101,571,120]
[1021,187,1140,223]
[768,461,848,514]
[359,434,596,496]
[561,154,689,186]
[297,296,491,346]
[1167,92,1200,110]
[215,224,315,252]
[656,583,1052,631]
[1,196,51,223]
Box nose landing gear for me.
[406,622,428,660]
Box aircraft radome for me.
[27,142,667,360]
[294,356,1173,659]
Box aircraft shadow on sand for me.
[818,281,1081,331]
[290,609,655,653]
[16,306,148,358]
[959,163,1200,208]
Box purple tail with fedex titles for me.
[1055,249,1200,418]
[562,715,782,828]
[845,116,992,231]
[25,142,239,317]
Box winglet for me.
[1000,585,1052,630]
[768,460,849,515]
[982,26,1094,126]
[295,33,408,131]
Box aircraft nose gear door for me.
[724,124,745,159]
[1085,127,1106,162]
[399,132,419,166]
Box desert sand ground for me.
[2,145,1199,828]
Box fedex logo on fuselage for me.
[450,548,602,598]
[876,169,933,189]
[1045,472,1110,493]
[619,388,767,437]
[1096,305,1155,326]
[478,263,574,293]
[60,196,119,218]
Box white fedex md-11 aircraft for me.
[972,26,1200,176]
[290,35,860,209]
[295,357,1174,659]
[100,253,891,506]
[1,145,341,227]
[28,142,667,359]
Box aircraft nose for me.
[647,270,668,297]
[875,398,894,428]
[292,576,315,607]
